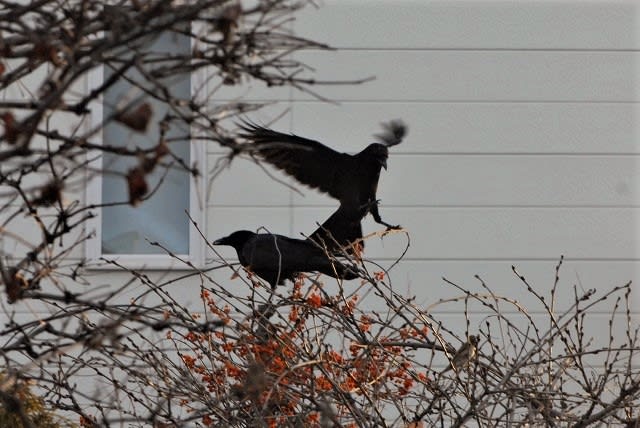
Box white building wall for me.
[209,0,640,334]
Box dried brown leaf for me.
[4,268,27,303]
[141,156,157,173]
[1,111,18,144]
[155,140,169,158]
[116,103,153,132]
[33,180,63,206]
[218,2,242,44]
[126,167,148,206]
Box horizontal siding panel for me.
[292,207,638,260]
[211,49,640,102]
[207,207,294,260]
[288,155,640,207]
[290,102,640,154]
[217,258,636,314]
[2,298,68,317]
[208,154,293,206]
[194,259,639,315]
[358,259,638,313]
[0,171,86,208]
[432,313,638,367]
[2,61,49,101]
[203,103,292,149]
[46,111,91,143]
[295,1,640,50]
[5,270,213,314]
[286,50,639,102]
[211,154,640,208]
[12,259,638,318]
[1,208,86,260]
[207,73,291,102]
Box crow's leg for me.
[368,199,401,230]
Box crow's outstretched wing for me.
[240,122,350,201]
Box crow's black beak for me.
[213,237,226,245]
[382,159,388,170]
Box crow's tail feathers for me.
[309,206,364,255]
[319,259,360,281]
[375,119,407,147]
[338,264,360,280]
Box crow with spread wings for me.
[240,120,407,252]
[213,230,358,288]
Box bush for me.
[0,374,76,428]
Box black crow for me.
[240,120,407,233]
[213,230,358,288]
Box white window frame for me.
[85,26,206,270]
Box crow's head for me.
[213,230,255,251]
[363,120,407,170]
[361,143,390,170]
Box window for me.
[86,27,205,269]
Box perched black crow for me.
[240,120,407,235]
[213,230,358,288]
